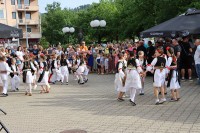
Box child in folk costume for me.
[104,55,109,74]
[50,54,58,84]
[30,54,39,90]
[22,55,36,96]
[0,56,12,96]
[166,47,180,101]
[115,53,126,101]
[56,56,64,83]
[82,58,89,83]
[60,54,70,85]
[96,54,101,74]
[146,47,167,105]
[138,51,148,95]
[125,52,143,106]
[76,59,85,85]
[10,58,20,92]
[37,54,50,93]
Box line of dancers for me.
[0,53,89,97]
[115,46,180,105]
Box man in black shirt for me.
[179,37,193,81]
[137,41,147,57]
[147,41,155,64]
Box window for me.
[18,12,22,19]
[27,27,31,33]
[12,12,16,19]
[25,12,31,19]
[11,0,15,5]
[0,10,4,19]
[24,0,30,6]
[17,0,21,4]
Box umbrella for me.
[140,8,200,38]
[0,23,23,38]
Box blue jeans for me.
[195,64,200,84]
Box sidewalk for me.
[1,74,200,133]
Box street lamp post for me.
[24,5,29,48]
[62,27,75,44]
[90,19,106,44]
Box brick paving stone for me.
[1,75,200,133]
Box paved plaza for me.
[1,74,200,133]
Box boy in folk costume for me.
[37,54,50,93]
[146,47,167,105]
[0,56,12,96]
[125,52,143,106]
[115,53,126,101]
[22,55,36,96]
[10,58,20,92]
[60,54,70,85]
[138,51,148,95]
[166,47,180,101]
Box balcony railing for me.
[23,33,41,39]
[18,19,39,25]
[17,4,39,11]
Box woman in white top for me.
[15,46,24,69]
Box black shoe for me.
[159,92,161,95]
[84,79,88,83]
[52,82,55,84]
[78,79,80,84]
[131,102,136,106]
[66,82,69,85]
[16,88,19,91]
[2,93,8,97]
[139,93,144,95]
[164,92,167,95]
[79,82,84,85]
[117,98,125,102]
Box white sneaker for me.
[159,98,166,104]
[155,99,159,105]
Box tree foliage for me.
[41,0,200,44]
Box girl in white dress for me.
[146,47,167,105]
[115,53,126,101]
[60,54,70,85]
[138,51,147,95]
[37,55,50,93]
[125,52,143,106]
[76,59,85,85]
[166,47,180,101]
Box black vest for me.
[155,57,166,67]
[116,61,125,73]
[51,60,55,69]
[60,59,68,67]
[23,61,31,70]
[10,65,18,78]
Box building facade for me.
[0,0,41,47]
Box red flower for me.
[166,47,170,51]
